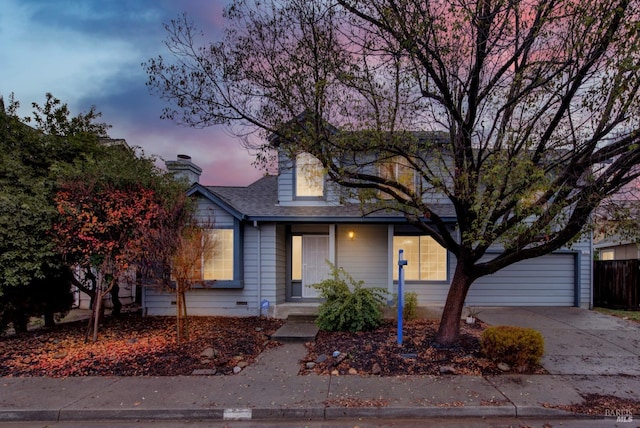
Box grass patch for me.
[594,307,640,323]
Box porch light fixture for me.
[348,230,355,240]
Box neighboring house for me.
[143,147,593,318]
[593,185,640,261]
[594,236,640,261]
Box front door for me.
[302,235,330,298]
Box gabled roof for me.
[191,175,456,223]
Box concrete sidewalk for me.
[1,308,639,423]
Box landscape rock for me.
[439,365,457,375]
[52,351,68,359]
[348,367,358,375]
[316,354,327,363]
[331,369,339,376]
[306,362,316,369]
[233,366,242,374]
[237,361,249,369]
[200,347,216,359]
[371,362,382,375]
[334,354,347,365]
[497,362,511,372]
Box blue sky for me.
[0,0,262,185]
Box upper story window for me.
[295,152,324,197]
[379,156,416,199]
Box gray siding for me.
[277,153,294,204]
[277,151,342,206]
[195,198,235,227]
[255,223,277,305]
[335,224,388,289]
[144,287,258,317]
[144,212,264,317]
[393,239,591,308]
[275,224,287,304]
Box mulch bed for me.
[1,314,546,378]
[0,312,284,377]
[4,313,639,416]
[301,319,547,376]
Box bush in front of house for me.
[393,291,418,322]
[480,325,545,370]
[313,264,386,332]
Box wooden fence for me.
[594,260,640,310]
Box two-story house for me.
[142,147,593,318]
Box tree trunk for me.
[44,311,55,328]
[181,291,189,341]
[176,288,182,344]
[110,281,122,317]
[92,288,102,343]
[435,263,474,346]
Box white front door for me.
[302,235,330,298]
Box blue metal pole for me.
[397,249,407,345]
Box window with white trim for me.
[379,156,416,198]
[203,229,234,280]
[295,152,324,197]
[393,235,447,281]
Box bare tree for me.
[146,0,640,344]
[170,224,217,344]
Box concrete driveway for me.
[478,307,640,375]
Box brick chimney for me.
[165,154,202,185]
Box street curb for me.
[515,405,577,418]
[0,410,61,422]
[0,405,580,422]
[324,405,516,419]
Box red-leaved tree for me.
[54,181,176,341]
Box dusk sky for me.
[0,0,263,186]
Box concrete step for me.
[286,314,317,323]
[270,319,319,343]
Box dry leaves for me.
[543,393,640,417]
[0,313,284,377]
[302,319,546,376]
[325,397,389,407]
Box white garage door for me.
[465,253,576,306]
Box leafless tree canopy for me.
[146,0,640,343]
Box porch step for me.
[270,317,319,343]
[286,314,317,323]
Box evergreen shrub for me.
[313,264,386,332]
[480,325,545,370]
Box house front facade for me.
[142,152,593,318]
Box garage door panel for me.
[466,254,575,306]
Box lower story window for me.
[393,235,447,281]
[204,229,234,280]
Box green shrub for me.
[396,292,418,321]
[480,325,545,370]
[313,264,386,332]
